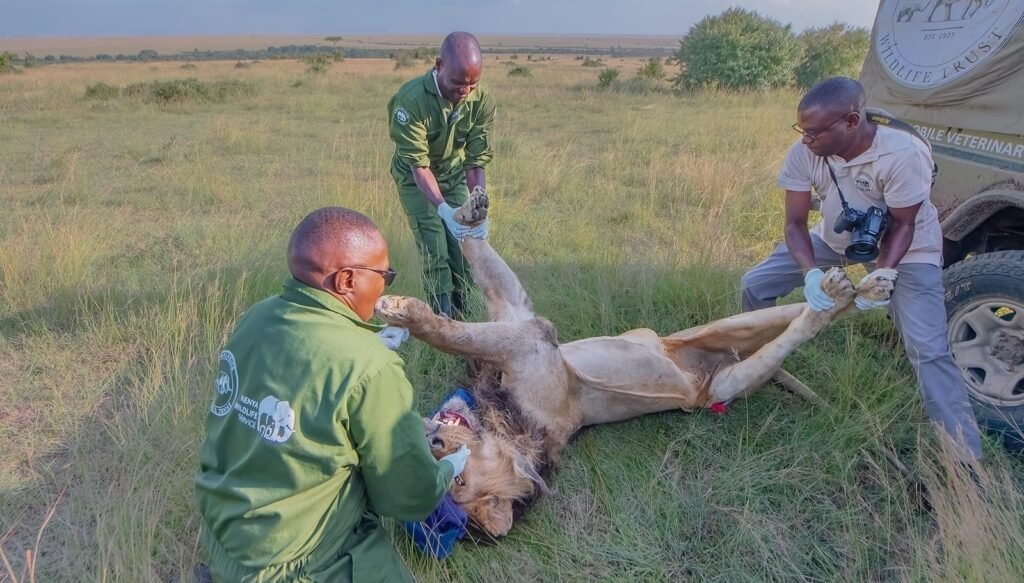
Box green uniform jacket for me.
[388,69,496,216]
[195,278,453,581]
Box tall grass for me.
[1,57,1022,582]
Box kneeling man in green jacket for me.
[195,207,469,582]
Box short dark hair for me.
[287,207,380,263]
[799,76,865,114]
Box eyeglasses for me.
[345,266,398,287]
[792,112,852,140]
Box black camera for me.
[832,205,888,261]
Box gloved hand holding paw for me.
[437,202,473,239]
[802,268,836,312]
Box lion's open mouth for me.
[436,409,472,429]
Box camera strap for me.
[824,160,853,212]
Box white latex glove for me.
[440,445,471,478]
[437,202,472,239]
[803,268,836,312]
[854,271,894,311]
[377,326,409,350]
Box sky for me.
[1,0,881,37]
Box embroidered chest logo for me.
[854,171,875,192]
[211,350,239,417]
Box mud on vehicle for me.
[861,0,1024,451]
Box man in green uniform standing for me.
[195,207,470,582]
[388,31,496,317]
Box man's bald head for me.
[287,207,385,289]
[435,32,483,104]
[799,76,865,116]
[440,31,482,70]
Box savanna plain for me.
[1,54,1023,582]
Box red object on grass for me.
[709,402,728,415]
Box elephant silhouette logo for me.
[258,396,296,444]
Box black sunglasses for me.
[345,266,398,286]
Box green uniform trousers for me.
[394,169,474,299]
[202,512,413,582]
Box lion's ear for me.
[513,455,549,495]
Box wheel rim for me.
[948,296,1024,407]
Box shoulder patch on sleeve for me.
[394,106,410,125]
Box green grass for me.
[1,58,1023,582]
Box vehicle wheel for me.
[943,250,1024,453]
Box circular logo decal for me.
[394,107,410,125]
[211,350,239,417]
[875,0,1024,88]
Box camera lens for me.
[846,240,880,262]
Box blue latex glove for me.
[437,203,472,239]
[377,326,409,350]
[854,272,892,311]
[803,268,836,312]
[464,218,489,240]
[440,445,471,478]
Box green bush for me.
[122,78,257,104]
[673,7,802,90]
[0,51,17,74]
[83,82,120,100]
[581,56,603,67]
[796,23,870,89]
[303,54,330,74]
[597,67,619,89]
[507,65,531,77]
[635,57,665,81]
[392,50,417,70]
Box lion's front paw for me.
[454,187,489,227]
[856,268,898,304]
[375,295,433,327]
[820,267,855,308]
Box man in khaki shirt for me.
[741,77,983,461]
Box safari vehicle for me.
[860,0,1024,449]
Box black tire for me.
[943,250,1024,453]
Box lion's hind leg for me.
[707,268,854,403]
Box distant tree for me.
[138,49,159,61]
[796,23,870,89]
[324,36,343,47]
[672,8,801,90]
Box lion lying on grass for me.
[375,190,896,538]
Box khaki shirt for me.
[195,278,453,576]
[778,125,943,266]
